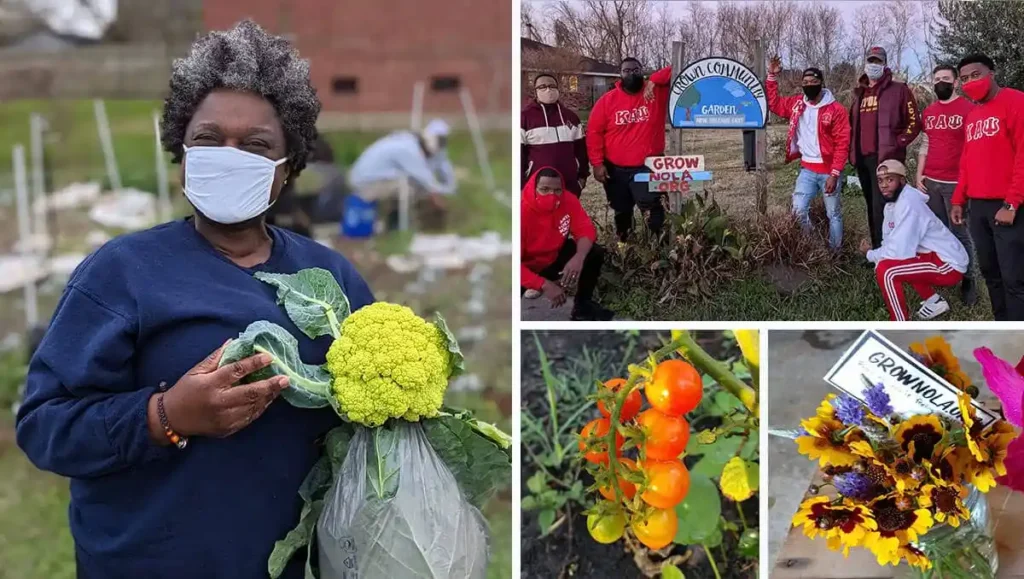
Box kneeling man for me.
[861,160,969,321]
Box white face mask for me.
[182,145,288,224]
[865,63,885,80]
[537,88,559,104]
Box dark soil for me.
[519,331,758,579]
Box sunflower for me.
[910,336,972,391]
[918,479,971,527]
[793,496,877,548]
[894,415,946,463]
[797,415,859,467]
[867,497,934,564]
[958,393,988,462]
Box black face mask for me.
[802,84,823,101]
[622,73,644,92]
[934,81,955,101]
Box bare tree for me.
[684,0,719,60]
[792,2,845,73]
[762,0,798,66]
[521,2,543,42]
[550,0,653,65]
[648,2,679,69]
[850,3,886,66]
[883,0,918,74]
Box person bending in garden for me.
[766,57,850,251]
[521,167,613,321]
[587,57,672,243]
[15,20,374,579]
[860,160,968,321]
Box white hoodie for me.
[866,185,969,273]
[793,89,836,163]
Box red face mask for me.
[962,75,992,102]
[534,193,559,212]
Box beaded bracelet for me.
[157,393,188,450]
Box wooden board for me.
[773,474,1024,578]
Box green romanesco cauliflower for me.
[325,302,452,427]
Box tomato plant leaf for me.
[422,414,512,508]
[673,473,721,544]
[255,268,350,339]
[709,390,744,417]
[690,435,746,478]
[220,321,332,409]
[538,509,556,535]
[720,457,758,502]
[739,529,759,558]
[661,563,686,579]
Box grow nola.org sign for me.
[824,331,999,428]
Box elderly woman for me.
[15,21,373,579]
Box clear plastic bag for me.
[317,421,490,578]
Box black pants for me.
[969,198,1024,320]
[855,154,885,248]
[521,239,605,304]
[603,161,664,242]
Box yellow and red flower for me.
[793,496,877,549]
[918,479,970,528]
[797,415,859,467]
[894,415,945,464]
[911,336,972,391]
[866,497,934,564]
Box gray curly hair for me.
[160,19,321,175]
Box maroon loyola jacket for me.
[521,99,589,195]
[849,68,921,164]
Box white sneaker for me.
[524,289,542,299]
[917,295,950,320]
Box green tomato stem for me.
[674,330,759,416]
[704,543,723,579]
[604,336,689,507]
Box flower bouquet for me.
[792,336,1024,578]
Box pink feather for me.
[974,347,1024,428]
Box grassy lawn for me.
[0,98,512,578]
[577,127,991,321]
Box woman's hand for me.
[148,341,290,443]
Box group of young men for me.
[521,46,1024,322]
[772,47,1024,321]
[519,58,674,320]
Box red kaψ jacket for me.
[766,74,851,176]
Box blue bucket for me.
[340,195,377,238]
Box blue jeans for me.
[793,168,843,249]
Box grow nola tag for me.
[824,330,999,428]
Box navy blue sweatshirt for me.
[15,218,374,579]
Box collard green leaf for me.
[299,457,333,504]
[433,313,466,377]
[268,499,324,578]
[674,473,722,545]
[423,414,512,508]
[220,321,332,409]
[324,424,355,475]
[255,268,350,340]
[366,424,401,500]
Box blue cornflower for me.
[864,382,893,417]
[833,472,873,499]
[833,394,865,426]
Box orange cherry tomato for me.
[637,408,690,462]
[647,360,703,417]
[579,418,624,465]
[598,458,638,501]
[631,507,679,550]
[597,378,643,422]
[640,460,690,509]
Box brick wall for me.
[203,0,512,115]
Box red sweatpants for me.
[875,252,963,321]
